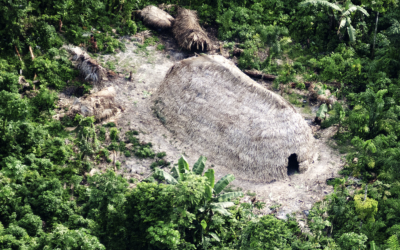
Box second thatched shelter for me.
[65,86,123,122]
[152,55,315,182]
[65,46,106,89]
[172,8,211,51]
[138,5,175,29]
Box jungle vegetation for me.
[1,0,400,249]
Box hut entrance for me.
[287,154,299,176]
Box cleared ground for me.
[66,31,345,222]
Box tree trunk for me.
[15,46,22,61]
[371,11,379,58]
[29,46,38,80]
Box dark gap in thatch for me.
[287,154,299,176]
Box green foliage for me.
[317,103,329,119]
[354,194,379,223]
[0,71,20,93]
[238,216,296,249]
[103,122,116,127]
[337,232,368,250]
[156,44,165,51]
[75,115,99,159]
[156,152,166,158]
[1,0,400,249]
[299,0,369,42]
[98,126,106,141]
[30,54,78,90]
[135,146,155,158]
[109,127,119,141]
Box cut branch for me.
[244,69,277,80]
[29,46,37,80]
[15,46,22,61]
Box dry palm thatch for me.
[18,76,29,88]
[66,86,123,122]
[138,5,175,29]
[172,8,211,51]
[152,55,315,182]
[66,46,107,89]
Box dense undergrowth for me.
[1,0,400,249]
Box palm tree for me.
[299,0,369,42]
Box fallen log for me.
[232,48,244,56]
[244,69,277,80]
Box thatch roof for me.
[66,86,123,122]
[138,5,175,29]
[152,55,315,182]
[66,46,106,89]
[172,8,211,51]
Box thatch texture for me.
[66,46,106,89]
[172,8,211,51]
[139,5,175,29]
[66,86,123,122]
[152,55,315,182]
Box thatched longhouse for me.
[139,5,175,29]
[172,8,211,51]
[152,55,315,182]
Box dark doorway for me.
[287,154,299,176]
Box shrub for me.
[104,122,116,127]
[116,161,121,170]
[109,128,119,141]
[157,44,165,51]
[156,152,166,158]
[98,126,106,141]
[124,150,131,157]
[135,147,155,158]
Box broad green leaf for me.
[347,22,356,42]
[171,166,182,181]
[355,6,369,16]
[214,174,235,194]
[205,185,213,200]
[339,18,347,30]
[201,220,207,230]
[211,207,231,216]
[364,140,377,153]
[198,206,206,213]
[154,168,178,184]
[217,192,243,202]
[208,232,220,242]
[299,0,341,11]
[342,5,358,17]
[211,202,235,208]
[178,156,190,174]
[204,169,215,188]
[316,103,328,119]
[193,156,207,175]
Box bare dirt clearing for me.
[65,31,345,219]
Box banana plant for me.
[154,156,243,216]
[155,156,243,249]
[299,0,369,42]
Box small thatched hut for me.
[172,8,211,51]
[66,46,106,89]
[138,5,175,29]
[66,86,123,122]
[152,55,315,182]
